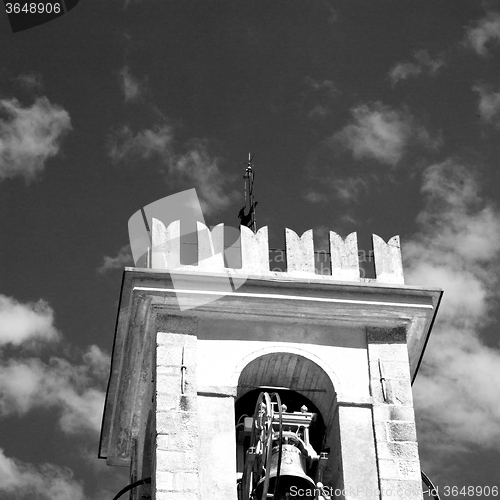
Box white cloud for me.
[304,191,328,203]
[0,448,86,500]
[333,102,435,166]
[97,244,134,274]
[0,97,71,182]
[109,126,238,215]
[404,160,500,459]
[119,65,146,102]
[0,295,60,347]
[0,344,109,434]
[389,50,444,85]
[473,83,500,126]
[464,12,500,56]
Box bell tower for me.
[99,221,441,500]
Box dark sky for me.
[0,1,500,498]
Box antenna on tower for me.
[237,153,258,233]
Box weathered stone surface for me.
[373,405,415,422]
[329,231,360,281]
[156,316,198,336]
[373,234,404,285]
[379,479,422,500]
[367,326,406,343]
[156,470,199,492]
[388,422,417,442]
[285,228,315,275]
[376,441,419,461]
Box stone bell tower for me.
[99,221,441,500]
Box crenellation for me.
[150,219,405,283]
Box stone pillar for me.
[337,404,379,500]
[367,327,422,500]
[154,324,200,500]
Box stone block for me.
[156,450,199,472]
[156,315,198,336]
[157,345,184,366]
[156,394,198,413]
[378,459,421,481]
[374,420,388,441]
[156,468,199,493]
[373,405,415,422]
[369,360,411,380]
[156,432,198,452]
[366,326,406,343]
[388,422,417,442]
[376,440,419,461]
[390,380,414,406]
[367,344,409,363]
[379,479,422,500]
[156,491,199,500]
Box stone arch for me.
[233,346,339,444]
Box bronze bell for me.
[256,444,316,500]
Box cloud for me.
[404,160,500,461]
[108,124,173,163]
[303,77,338,119]
[0,448,86,500]
[0,97,71,182]
[0,344,109,434]
[473,83,500,126]
[169,139,239,215]
[389,50,444,85]
[0,295,60,347]
[15,73,43,91]
[97,244,134,274]
[333,102,436,166]
[109,126,238,215]
[119,65,146,102]
[332,176,368,202]
[304,191,328,203]
[464,12,500,56]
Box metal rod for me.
[181,346,186,395]
[378,359,388,402]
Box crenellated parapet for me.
[150,219,404,284]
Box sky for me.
[1,1,500,498]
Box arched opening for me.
[234,352,339,500]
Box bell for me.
[256,444,316,500]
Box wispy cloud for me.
[97,244,134,274]
[119,65,146,102]
[473,83,500,127]
[15,73,43,91]
[109,125,238,215]
[0,97,71,182]
[389,50,445,85]
[303,77,339,119]
[108,124,173,163]
[0,448,86,500]
[464,12,500,56]
[304,191,329,204]
[0,295,60,347]
[333,102,437,166]
[332,176,368,202]
[404,160,500,468]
